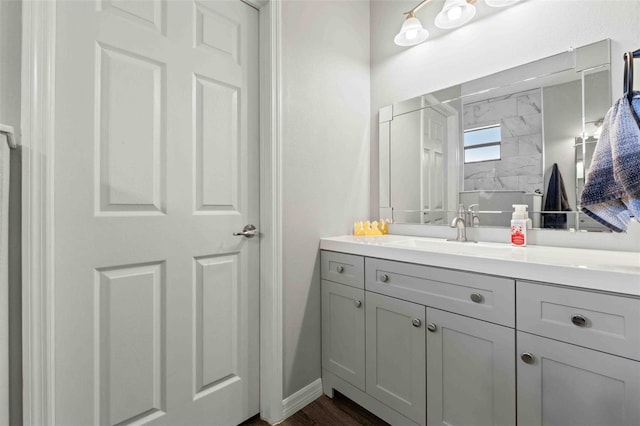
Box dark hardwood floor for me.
[240,392,389,426]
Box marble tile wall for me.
[463,89,543,193]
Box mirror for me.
[379,39,611,231]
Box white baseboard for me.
[280,378,323,422]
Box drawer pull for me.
[521,352,535,364]
[354,300,362,308]
[412,318,422,328]
[571,314,587,327]
[470,293,484,303]
[336,265,344,273]
[380,274,390,283]
[427,323,437,332]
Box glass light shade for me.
[434,0,476,29]
[394,16,429,46]
[485,0,520,6]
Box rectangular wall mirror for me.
[379,39,611,232]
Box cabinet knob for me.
[354,300,362,308]
[336,265,344,273]
[521,352,535,364]
[412,318,422,328]
[427,323,437,332]
[571,314,587,327]
[470,293,484,303]
[380,274,390,283]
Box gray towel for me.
[580,92,640,232]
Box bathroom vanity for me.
[319,235,640,426]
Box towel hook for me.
[0,124,17,150]
[624,49,640,104]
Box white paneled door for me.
[53,1,259,424]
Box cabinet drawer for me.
[517,281,640,361]
[365,258,515,327]
[321,251,364,288]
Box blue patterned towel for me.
[580,92,640,232]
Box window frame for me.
[463,124,502,164]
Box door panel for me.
[321,280,366,390]
[422,107,446,225]
[426,308,515,426]
[98,262,166,426]
[517,332,640,426]
[96,44,165,214]
[194,75,240,212]
[53,1,259,424]
[365,292,426,426]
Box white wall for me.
[371,0,640,248]
[0,0,22,424]
[281,0,370,398]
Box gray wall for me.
[281,0,370,398]
[0,0,22,424]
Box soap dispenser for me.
[511,204,529,246]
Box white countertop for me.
[320,235,640,296]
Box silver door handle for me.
[233,224,257,238]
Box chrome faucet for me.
[467,204,480,227]
[448,204,477,243]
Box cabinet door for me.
[426,308,515,426]
[517,331,640,426]
[366,291,426,426]
[321,280,365,390]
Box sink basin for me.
[382,237,517,258]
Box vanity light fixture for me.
[435,0,476,29]
[394,12,430,46]
[394,0,522,47]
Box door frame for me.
[20,0,285,424]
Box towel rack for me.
[623,49,640,104]
[0,124,16,150]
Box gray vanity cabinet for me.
[426,308,516,426]
[516,331,640,426]
[321,280,365,391]
[365,291,426,426]
[321,249,640,426]
[516,281,640,426]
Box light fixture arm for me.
[404,0,477,17]
[403,0,433,18]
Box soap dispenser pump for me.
[511,204,529,246]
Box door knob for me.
[354,300,362,308]
[412,318,422,327]
[233,224,257,238]
[427,323,437,332]
[336,266,345,273]
[380,274,389,283]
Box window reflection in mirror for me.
[463,125,502,164]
